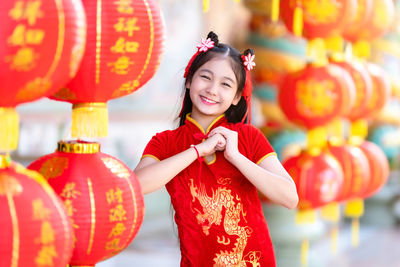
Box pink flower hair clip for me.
[242,53,256,71]
[197,38,215,52]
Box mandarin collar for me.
[185,114,227,135]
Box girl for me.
[135,32,298,267]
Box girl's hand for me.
[195,133,226,157]
[209,127,241,162]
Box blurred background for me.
[3,0,400,266]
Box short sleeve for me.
[240,125,276,164]
[142,131,170,161]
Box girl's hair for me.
[178,32,250,126]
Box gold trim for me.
[7,192,19,267]
[45,0,65,78]
[256,152,277,165]
[57,141,100,154]
[141,154,160,161]
[95,0,102,84]
[72,102,107,109]
[186,113,225,135]
[87,178,96,255]
[204,153,216,165]
[0,154,11,169]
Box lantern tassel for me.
[306,126,327,156]
[203,0,210,12]
[351,218,360,247]
[271,0,280,22]
[71,103,108,138]
[293,4,303,37]
[321,202,340,222]
[331,225,339,254]
[295,209,316,224]
[0,108,19,151]
[352,40,371,59]
[301,238,309,266]
[349,119,368,146]
[344,198,363,248]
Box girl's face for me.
[186,57,241,121]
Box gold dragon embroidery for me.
[189,179,261,266]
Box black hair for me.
[178,31,250,126]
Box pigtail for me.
[207,31,219,46]
[241,48,255,124]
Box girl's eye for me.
[200,75,210,80]
[222,82,231,88]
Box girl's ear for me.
[232,93,241,106]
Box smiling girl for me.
[134,31,298,267]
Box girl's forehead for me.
[199,57,237,79]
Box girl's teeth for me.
[202,96,216,104]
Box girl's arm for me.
[134,133,226,194]
[210,127,298,209]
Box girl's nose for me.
[206,82,218,95]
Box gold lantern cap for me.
[57,140,100,154]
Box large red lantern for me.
[280,0,357,38]
[0,154,73,266]
[364,63,391,118]
[330,58,373,121]
[278,63,354,129]
[28,141,144,266]
[283,150,344,209]
[327,143,370,201]
[342,0,373,42]
[359,141,390,198]
[0,0,86,151]
[50,0,165,138]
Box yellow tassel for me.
[271,0,279,22]
[295,209,317,224]
[0,108,19,151]
[293,5,303,37]
[351,218,359,247]
[307,38,328,66]
[328,118,344,146]
[344,198,364,218]
[301,238,309,266]
[331,225,339,254]
[306,126,327,156]
[352,40,371,59]
[203,0,210,12]
[71,103,108,138]
[349,119,368,146]
[324,36,344,53]
[321,202,340,222]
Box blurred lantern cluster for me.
[1,0,165,266]
[244,0,400,264]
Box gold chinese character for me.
[60,182,81,199]
[108,56,134,74]
[26,28,45,44]
[105,238,121,251]
[111,37,139,53]
[109,204,127,222]
[108,222,126,238]
[8,24,45,46]
[35,245,57,266]
[63,199,79,229]
[32,199,51,220]
[114,17,140,36]
[6,47,38,71]
[9,0,44,25]
[115,0,134,14]
[7,24,25,46]
[40,221,55,244]
[106,187,123,205]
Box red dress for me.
[142,114,277,267]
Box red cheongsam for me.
[142,114,277,267]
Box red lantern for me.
[283,150,344,209]
[342,0,373,42]
[28,141,144,266]
[330,58,373,121]
[0,0,86,150]
[278,63,354,129]
[359,141,390,198]
[364,63,391,117]
[280,0,357,38]
[327,144,370,201]
[50,0,165,138]
[0,154,73,266]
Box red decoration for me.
[327,144,370,201]
[364,63,391,117]
[280,0,357,39]
[359,141,390,198]
[330,59,373,121]
[0,0,86,107]
[0,155,73,266]
[50,0,164,103]
[283,150,344,209]
[342,0,373,42]
[28,141,144,266]
[278,63,354,129]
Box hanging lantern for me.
[0,0,86,151]
[359,140,390,198]
[327,143,370,201]
[28,141,144,266]
[283,150,344,210]
[342,0,373,43]
[363,63,391,117]
[329,57,373,121]
[278,63,354,129]
[280,0,357,38]
[0,154,73,266]
[50,0,165,139]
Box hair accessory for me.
[241,49,255,124]
[184,38,215,78]
[242,53,256,71]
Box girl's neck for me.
[190,112,221,132]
